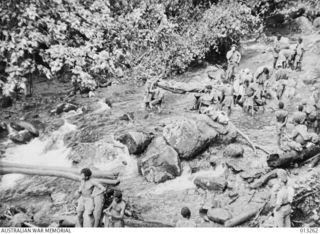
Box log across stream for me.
[0,161,120,186]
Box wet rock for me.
[9,213,32,227]
[13,121,40,137]
[240,168,266,181]
[51,192,67,205]
[313,17,320,29]
[64,126,103,145]
[225,160,245,173]
[223,144,244,158]
[116,131,154,154]
[67,143,96,163]
[295,16,313,33]
[0,95,13,108]
[228,191,238,198]
[9,130,35,144]
[138,136,181,183]
[53,103,78,115]
[119,112,134,121]
[218,122,238,143]
[207,208,232,224]
[163,115,219,159]
[194,176,227,192]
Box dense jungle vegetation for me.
[0,0,319,96]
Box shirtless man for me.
[149,80,164,113]
[76,168,106,227]
[275,102,288,147]
[241,79,255,114]
[293,37,304,71]
[274,175,294,227]
[221,80,234,116]
[292,105,306,126]
[277,49,295,69]
[254,66,270,94]
[273,34,282,69]
[103,190,126,227]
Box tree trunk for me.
[0,166,120,186]
[224,208,260,227]
[0,161,118,180]
[267,145,320,168]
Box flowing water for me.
[1,35,320,226]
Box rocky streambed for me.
[1,34,320,227]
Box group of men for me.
[273,34,305,71]
[76,168,126,228]
[275,101,320,153]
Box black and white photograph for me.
[1,0,320,230]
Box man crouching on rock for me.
[76,168,106,227]
[103,190,126,227]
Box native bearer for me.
[274,174,294,227]
[103,190,126,227]
[76,168,106,227]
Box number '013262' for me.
[300,228,319,233]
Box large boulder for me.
[207,208,232,224]
[217,122,238,143]
[163,115,219,159]
[53,102,78,115]
[194,175,227,192]
[295,16,313,33]
[138,136,181,183]
[13,121,39,137]
[9,130,35,144]
[223,144,244,158]
[313,17,320,29]
[116,131,153,155]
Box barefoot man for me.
[76,168,106,227]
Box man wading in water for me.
[76,168,106,227]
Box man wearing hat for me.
[226,44,241,81]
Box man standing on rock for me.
[149,79,164,113]
[293,37,305,71]
[76,168,106,227]
[273,34,282,69]
[103,190,126,227]
[226,44,241,81]
[274,174,294,227]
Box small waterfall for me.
[91,139,138,179]
[93,99,111,114]
[140,163,227,195]
[0,121,77,189]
